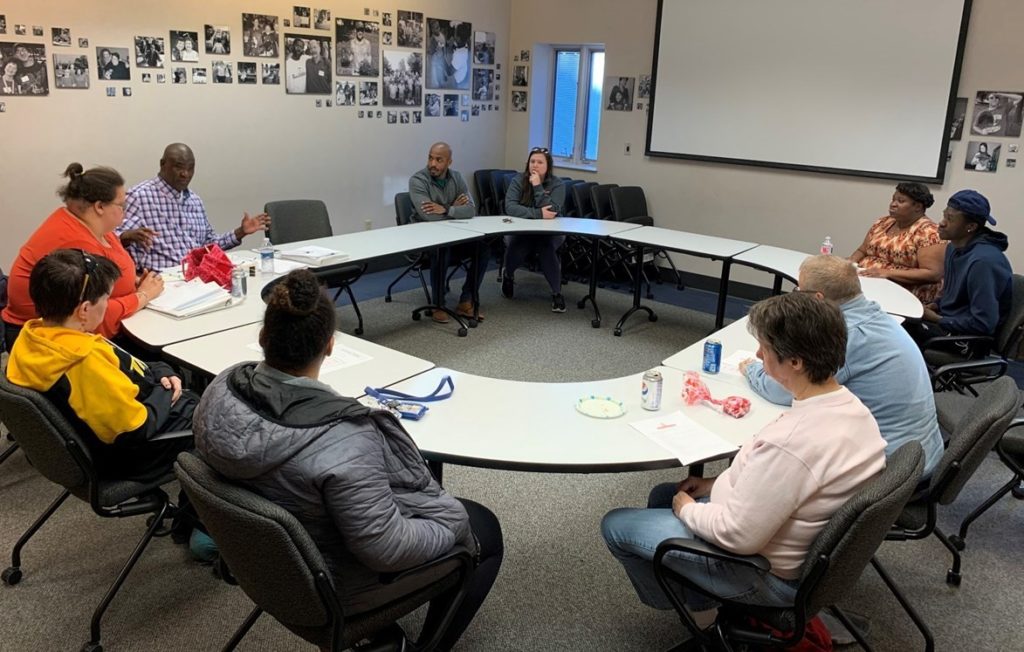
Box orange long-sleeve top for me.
[2,206,141,338]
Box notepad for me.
[278,245,350,266]
[147,279,234,319]
[631,410,738,465]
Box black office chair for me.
[590,183,619,221]
[653,442,924,652]
[489,169,516,214]
[927,273,1024,395]
[264,200,368,336]
[473,169,498,215]
[933,385,1024,550]
[0,375,188,652]
[869,376,1020,651]
[609,187,685,295]
[384,192,432,304]
[174,452,475,652]
[573,182,598,219]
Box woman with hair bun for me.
[2,162,165,350]
[193,269,503,648]
[849,182,946,303]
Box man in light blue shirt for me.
[740,254,944,477]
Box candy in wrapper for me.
[680,371,751,419]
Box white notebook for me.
[278,245,350,266]
[147,279,234,319]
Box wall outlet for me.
[625,142,632,156]
[364,219,373,230]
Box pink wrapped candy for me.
[681,371,751,419]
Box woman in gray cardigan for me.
[502,147,568,312]
[193,269,503,649]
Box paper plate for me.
[575,396,626,419]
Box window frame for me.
[548,44,604,168]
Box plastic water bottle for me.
[820,236,834,255]
[259,237,274,273]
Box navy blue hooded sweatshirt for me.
[938,228,1012,336]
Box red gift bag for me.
[181,244,234,289]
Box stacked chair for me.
[610,186,685,297]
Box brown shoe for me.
[431,309,450,323]
[456,301,484,321]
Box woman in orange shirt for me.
[2,163,165,350]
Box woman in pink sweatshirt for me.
[602,292,886,613]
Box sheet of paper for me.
[271,258,307,273]
[630,410,738,465]
[246,341,372,373]
[721,349,757,376]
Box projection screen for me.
[646,0,972,182]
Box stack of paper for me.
[631,410,739,464]
[278,245,349,266]
[147,279,233,319]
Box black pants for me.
[3,320,21,354]
[903,319,992,359]
[422,498,504,650]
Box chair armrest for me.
[379,545,475,584]
[931,357,1008,381]
[149,429,194,442]
[923,334,993,350]
[655,537,772,572]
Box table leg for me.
[714,259,733,330]
[689,462,705,477]
[576,236,603,328]
[428,460,444,485]
[614,244,658,336]
[772,273,784,296]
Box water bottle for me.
[259,237,274,273]
[820,236,834,255]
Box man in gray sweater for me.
[408,142,486,322]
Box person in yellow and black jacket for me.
[6,248,196,483]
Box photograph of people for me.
[1,42,48,95]
[965,141,999,172]
[425,18,472,90]
[381,50,422,107]
[425,92,441,116]
[512,65,528,88]
[359,80,378,105]
[511,90,527,112]
[293,6,311,29]
[204,25,230,55]
[473,69,494,101]
[971,90,1023,138]
[241,14,279,58]
[52,54,89,89]
[606,76,634,111]
[335,19,379,77]
[96,47,130,80]
[304,36,332,94]
[314,9,331,30]
[397,10,424,48]
[473,31,495,65]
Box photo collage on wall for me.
[0,8,501,122]
[951,90,1023,172]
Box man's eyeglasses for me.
[78,249,97,303]
[530,147,550,154]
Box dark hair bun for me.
[268,269,321,317]
[64,162,84,179]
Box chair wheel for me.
[457,328,468,337]
[411,310,421,321]
[1012,484,1024,500]
[946,570,962,586]
[614,328,622,336]
[467,319,478,328]
[384,296,392,303]
[81,643,103,652]
[354,328,363,336]
[649,314,658,322]
[2,566,23,585]
[576,299,586,309]
[949,535,966,551]
[591,319,601,329]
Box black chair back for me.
[394,192,416,226]
[560,180,584,216]
[489,169,514,214]
[591,184,619,220]
[573,182,598,218]
[610,186,650,221]
[995,274,1024,356]
[265,200,333,244]
[473,169,497,215]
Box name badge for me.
[318,70,325,76]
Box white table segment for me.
[445,215,645,237]
[612,226,758,260]
[280,221,482,264]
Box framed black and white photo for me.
[383,32,393,46]
[52,54,89,89]
[376,110,382,118]
[949,97,968,141]
[336,19,379,77]
[96,46,130,81]
[237,61,256,84]
[105,86,115,96]
[134,36,164,68]
[471,104,480,116]
[382,12,393,27]
[335,80,356,105]
[156,73,166,83]
[460,110,469,122]
[413,110,421,123]
[519,49,530,62]
[472,69,493,101]
[400,110,409,123]
[78,38,88,48]
[358,110,364,118]
[51,28,71,47]
[169,31,200,62]
[425,92,441,117]
[0,16,6,35]
[971,90,1023,138]
[1,42,48,95]
[387,110,397,124]
[284,34,332,94]
[511,90,527,112]
[204,25,230,55]
[14,25,26,37]
[425,18,471,90]
[473,31,495,65]
[314,9,332,30]
[359,80,378,105]
[262,63,280,84]
[604,76,634,111]
[122,87,132,97]
[512,65,528,88]
[638,74,651,99]
[192,68,207,84]
[382,50,422,107]
[141,73,151,83]
[212,60,232,83]
[32,26,43,37]
[397,11,423,49]
[293,6,311,29]
[443,93,459,116]
[965,141,1000,172]
[172,67,187,84]
[242,14,280,58]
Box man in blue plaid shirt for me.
[118,143,271,270]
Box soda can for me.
[231,267,246,299]
[641,369,663,411]
[702,339,722,374]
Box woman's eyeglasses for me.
[78,249,98,302]
[530,147,550,154]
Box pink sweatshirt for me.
[679,386,886,580]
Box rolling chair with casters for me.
[0,375,189,652]
[264,199,368,335]
[868,376,1020,651]
[653,442,924,652]
[932,386,1024,551]
[610,186,685,293]
[926,273,1024,395]
[384,192,432,305]
[174,452,476,652]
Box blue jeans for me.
[601,483,799,611]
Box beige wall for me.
[506,0,1024,282]
[0,0,510,268]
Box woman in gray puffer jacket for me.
[193,270,503,649]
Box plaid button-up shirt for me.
[118,176,240,270]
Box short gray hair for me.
[747,292,847,384]
[798,254,861,304]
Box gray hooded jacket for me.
[193,362,475,613]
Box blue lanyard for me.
[364,375,454,403]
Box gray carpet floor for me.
[2,272,1022,651]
